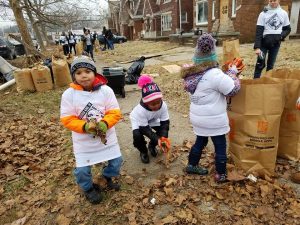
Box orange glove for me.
[158,137,171,153]
[296,97,300,110]
[222,58,245,75]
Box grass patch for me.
[4,175,30,197]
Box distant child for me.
[181,33,244,182]
[60,56,123,204]
[130,75,171,164]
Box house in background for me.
[107,0,300,43]
[142,0,194,39]
[108,0,194,40]
[193,0,296,43]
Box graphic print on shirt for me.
[266,13,283,30]
[78,102,104,121]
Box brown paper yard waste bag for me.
[265,68,300,161]
[75,42,83,56]
[13,68,35,93]
[227,77,285,176]
[223,39,240,63]
[52,56,72,87]
[31,65,53,92]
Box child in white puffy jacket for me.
[181,33,244,183]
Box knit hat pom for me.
[138,74,153,88]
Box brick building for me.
[193,0,296,43]
[108,0,194,40]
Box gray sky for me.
[0,0,109,26]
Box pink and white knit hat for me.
[138,75,162,103]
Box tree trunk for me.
[40,24,50,46]
[9,0,34,55]
[24,0,45,51]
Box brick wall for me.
[181,0,194,32]
[133,20,143,39]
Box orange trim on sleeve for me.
[61,115,86,133]
[102,109,122,129]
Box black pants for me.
[69,43,76,55]
[62,44,69,56]
[133,126,166,153]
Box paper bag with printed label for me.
[227,77,285,176]
[222,39,240,63]
[52,55,72,87]
[264,68,300,161]
[31,65,53,92]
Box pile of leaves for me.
[0,110,299,225]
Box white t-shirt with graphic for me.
[60,85,121,167]
[130,101,169,130]
[257,7,290,36]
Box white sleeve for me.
[60,89,75,118]
[130,106,149,127]
[283,11,290,26]
[257,12,265,26]
[160,102,170,121]
[216,73,235,96]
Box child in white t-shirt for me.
[130,75,171,164]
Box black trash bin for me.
[102,67,126,98]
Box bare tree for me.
[9,0,35,54]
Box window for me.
[181,11,187,23]
[130,1,135,10]
[162,12,172,31]
[212,0,216,20]
[232,0,237,17]
[196,0,208,25]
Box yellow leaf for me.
[215,191,224,200]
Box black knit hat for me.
[70,56,97,80]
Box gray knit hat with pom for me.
[193,33,217,64]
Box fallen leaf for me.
[215,191,224,200]
[10,216,27,225]
[125,176,134,185]
[56,214,71,225]
[227,170,245,181]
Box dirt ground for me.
[0,40,300,225]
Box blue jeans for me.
[74,156,123,191]
[107,40,114,50]
[188,135,227,174]
[253,45,280,79]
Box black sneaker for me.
[148,144,158,157]
[103,176,121,191]
[84,184,103,204]
[140,152,150,163]
[185,165,208,175]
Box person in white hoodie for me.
[60,56,123,204]
[181,33,244,183]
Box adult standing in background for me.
[253,0,291,79]
[60,31,69,56]
[68,31,77,55]
[82,29,95,61]
[102,26,108,50]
